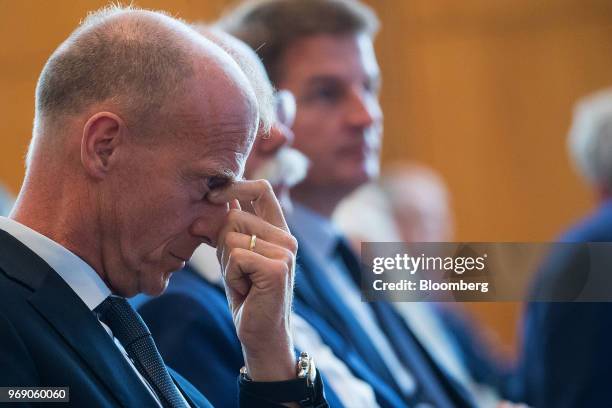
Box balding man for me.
[0,6,326,407]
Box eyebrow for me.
[203,168,237,182]
[186,167,237,185]
[306,73,381,90]
[305,75,344,87]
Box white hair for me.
[568,88,612,190]
[193,24,275,135]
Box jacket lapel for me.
[169,368,213,408]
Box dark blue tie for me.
[295,238,407,398]
[95,296,189,408]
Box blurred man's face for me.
[278,33,383,194]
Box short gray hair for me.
[568,88,612,190]
[193,24,275,134]
[30,5,195,166]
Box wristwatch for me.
[296,351,316,387]
[239,352,323,407]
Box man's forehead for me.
[175,110,256,145]
[191,153,246,180]
[283,34,379,83]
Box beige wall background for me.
[2,0,612,358]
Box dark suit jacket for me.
[135,266,343,408]
[433,305,513,397]
[517,200,612,407]
[0,229,324,408]
[292,229,476,408]
[0,229,211,407]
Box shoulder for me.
[560,202,612,242]
[0,268,39,333]
[139,269,229,320]
[0,307,39,384]
[137,269,236,341]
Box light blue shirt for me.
[288,204,417,397]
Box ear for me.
[258,123,291,154]
[81,112,125,179]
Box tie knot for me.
[95,295,150,346]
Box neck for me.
[11,171,107,286]
[290,182,353,219]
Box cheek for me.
[126,195,193,251]
[293,115,337,156]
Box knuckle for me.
[226,209,241,223]
[280,248,295,268]
[284,235,299,253]
[256,179,274,194]
[224,231,241,248]
[228,247,243,261]
[272,260,290,280]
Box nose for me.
[346,88,382,130]
[189,202,230,248]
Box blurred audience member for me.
[334,163,452,246]
[380,164,453,242]
[335,163,511,407]
[518,88,612,407]
[518,90,612,407]
[0,184,14,216]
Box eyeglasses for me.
[274,90,296,128]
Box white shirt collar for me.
[0,217,110,311]
[188,243,223,284]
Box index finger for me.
[208,179,288,231]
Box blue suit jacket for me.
[433,305,513,397]
[0,230,211,408]
[136,266,341,408]
[292,231,476,408]
[517,200,612,407]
